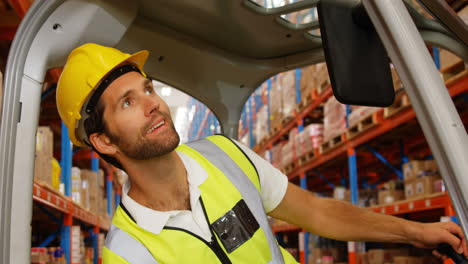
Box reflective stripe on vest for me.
[187,137,284,263]
[105,224,158,264]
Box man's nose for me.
[143,97,160,116]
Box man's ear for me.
[89,133,117,155]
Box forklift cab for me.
[1,0,467,263]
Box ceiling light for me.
[161,87,172,97]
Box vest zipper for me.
[200,198,232,264]
[162,199,231,264]
[208,238,232,264]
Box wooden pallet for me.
[441,60,466,85]
[296,93,312,112]
[316,78,331,95]
[298,150,315,166]
[320,133,345,153]
[281,115,294,126]
[445,69,468,87]
[384,93,411,118]
[268,124,281,138]
[283,162,296,174]
[259,138,268,148]
[346,112,381,140]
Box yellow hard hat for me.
[56,43,149,147]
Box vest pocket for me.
[211,200,260,253]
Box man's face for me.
[98,71,180,160]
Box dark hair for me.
[83,101,125,170]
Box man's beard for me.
[107,120,180,160]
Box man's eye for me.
[123,100,131,108]
[145,87,153,95]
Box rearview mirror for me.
[317,0,395,107]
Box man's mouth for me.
[146,119,165,134]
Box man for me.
[56,43,467,264]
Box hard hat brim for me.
[123,50,149,76]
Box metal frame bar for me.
[363,0,468,236]
[417,0,468,45]
[40,83,57,101]
[61,214,72,264]
[90,227,99,264]
[36,204,62,225]
[267,79,272,132]
[106,173,113,216]
[61,122,72,197]
[364,145,403,180]
[90,153,99,264]
[312,169,335,189]
[347,148,359,205]
[38,229,60,248]
[243,0,319,16]
[299,174,309,264]
[432,47,441,69]
[248,98,255,148]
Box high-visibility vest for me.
[103,135,299,264]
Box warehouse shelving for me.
[252,64,467,264]
[254,71,467,163]
[290,73,467,180]
[186,97,222,141]
[33,181,110,231]
[270,192,453,234]
[369,192,453,216]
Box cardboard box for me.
[405,181,415,199]
[71,226,82,263]
[71,167,81,205]
[393,256,424,264]
[296,123,323,156]
[310,248,326,264]
[322,256,334,264]
[36,126,53,158]
[368,249,409,264]
[378,190,405,205]
[405,175,441,199]
[424,160,438,173]
[390,64,402,91]
[439,49,462,70]
[315,62,330,91]
[270,143,284,169]
[433,179,445,193]
[357,252,369,264]
[269,76,283,132]
[281,130,298,169]
[414,175,441,197]
[254,106,269,144]
[280,70,297,118]
[459,6,468,23]
[300,65,317,98]
[98,169,105,188]
[34,127,54,186]
[403,160,426,181]
[368,249,386,264]
[348,105,380,129]
[323,97,346,142]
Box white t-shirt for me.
[121,140,288,242]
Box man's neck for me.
[123,151,190,212]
